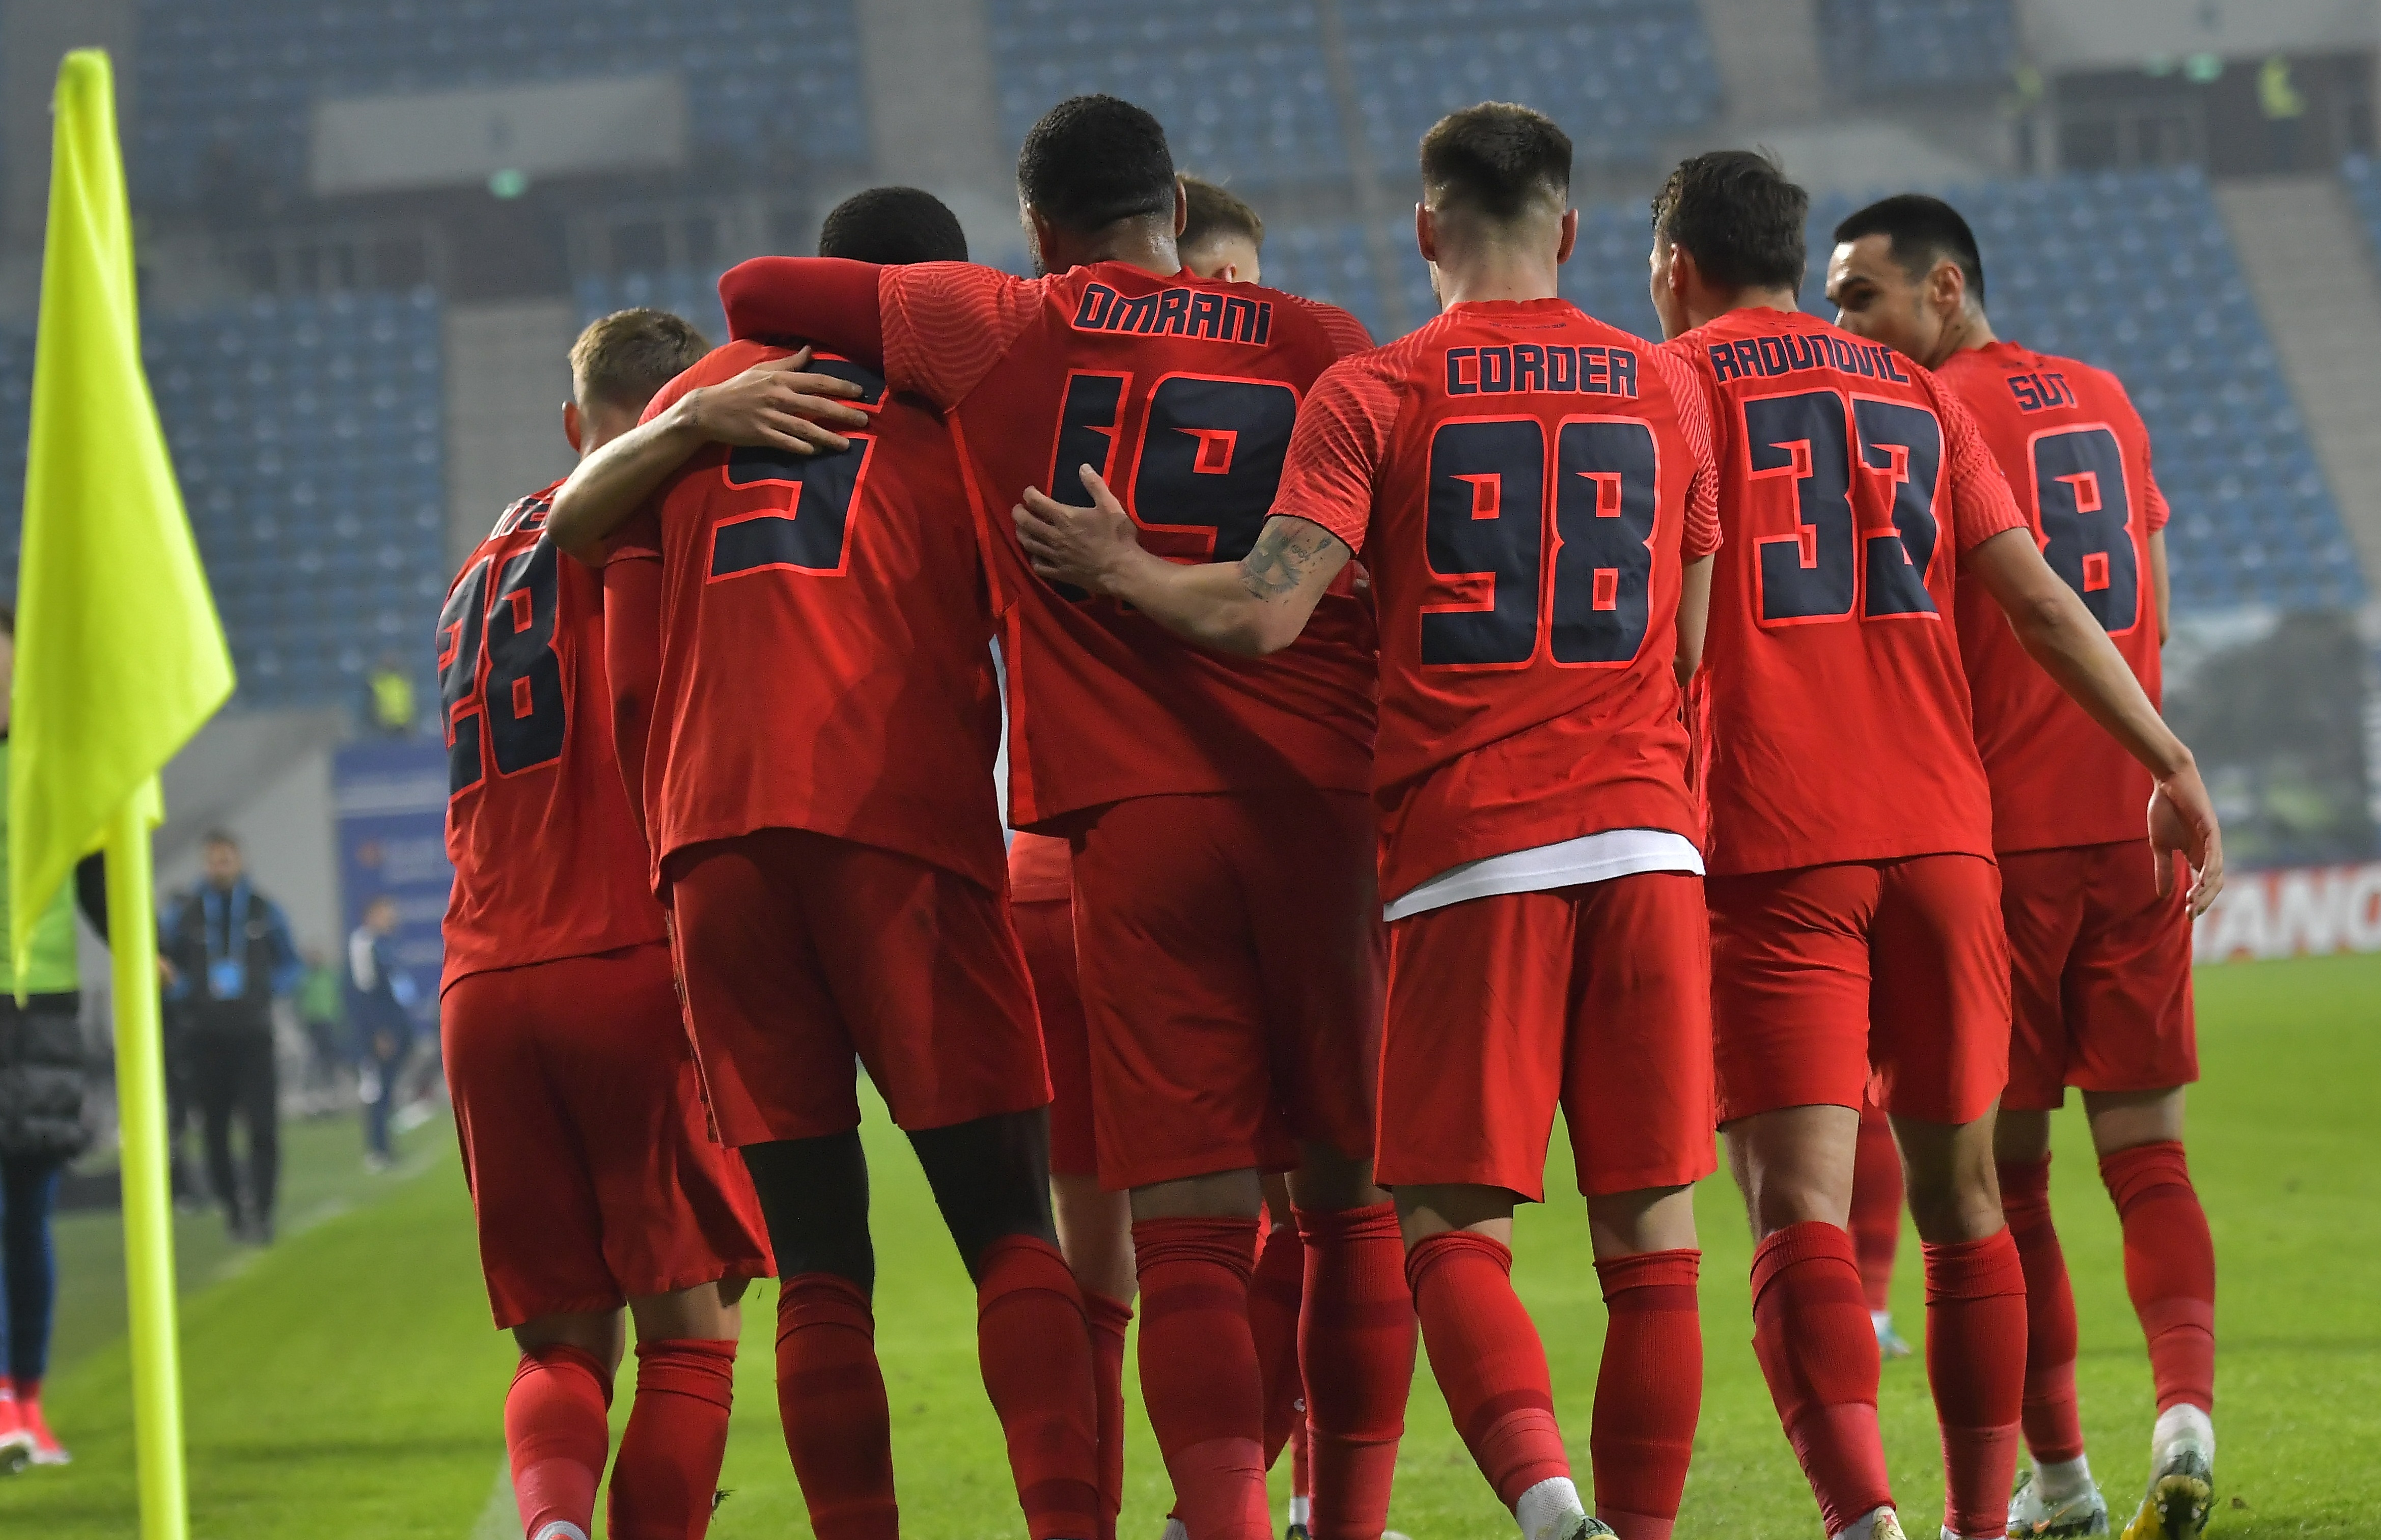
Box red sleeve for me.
[879,262,1045,407]
[716,257,887,368]
[1296,298,1376,360]
[1935,383,2028,551]
[2142,460,2169,532]
[1647,345,1722,560]
[1269,357,1396,556]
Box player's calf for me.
[506,1313,622,1540]
[1290,1145,1413,1540]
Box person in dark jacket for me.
[347,894,414,1170]
[159,831,300,1243]
[0,604,107,1466]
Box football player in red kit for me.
[543,190,1103,1540]
[437,309,772,1540]
[714,97,1417,1540]
[1014,103,1720,1540]
[1647,152,2222,1540]
[1829,193,2219,1540]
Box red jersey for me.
[1271,298,1720,904]
[437,480,666,991]
[1939,342,2168,853]
[1008,831,1072,904]
[1667,308,2027,876]
[718,257,1378,831]
[621,341,1006,891]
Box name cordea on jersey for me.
[1069,282,1273,344]
[1444,343,1640,399]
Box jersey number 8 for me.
[1420,415,1662,668]
[438,538,566,797]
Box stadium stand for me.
[1341,0,1721,174]
[0,290,448,711]
[989,1,1347,187]
[1818,0,2019,96]
[574,268,732,346]
[2341,153,2381,264]
[1259,221,1388,340]
[130,0,869,208]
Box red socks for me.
[1405,1230,1569,1508]
[1085,1291,1133,1540]
[506,1343,613,1540]
[1251,1217,1307,1470]
[1591,1250,1702,1540]
[2100,1141,2216,1415]
[1748,1222,1892,1536]
[1997,1156,2083,1464]
[610,1338,738,1540]
[1923,1230,2027,1539]
[1850,1104,1904,1314]
[1297,1202,1416,1540]
[1134,1215,1271,1540]
[776,1273,899,1540]
[977,1236,1104,1540]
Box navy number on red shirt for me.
[2030,425,2139,633]
[484,540,567,774]
[1421,416,1660,668]
[437,557,490,796]
[710,358,884,580]
[1746,390,1942,624]
[440,536,569,793]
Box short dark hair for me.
[818,186,968,266]
[569,309,709,413]
[1834,192,1987,307]
[202,828,238,849]
[1420,102,1572,221]
[1017,94,1176,233]
[1178,175,1264,257]
[1651,149,1808,293]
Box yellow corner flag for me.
[7,50,232,1540]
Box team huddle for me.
[434,93,2225,1540]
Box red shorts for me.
[1014,894,1096,1178]
[440,943,773,1328]
[1377,874,1717,1202]
[1069,790,1383,1191]
[668,828,1049,1145]
[1999,841,2197,1111]
[1709,854,2011,1126]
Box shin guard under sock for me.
[2099,1141,2216,1416]
[1923,1230,2027,1538]
[1748,1222,1892,1535]
[1590,1249,1702,1540]
[1134,1215,1270,1540]
[1997,1156,2084,1464]
[1251,1218,1307,1472]
[1405,1230,1570,1509]
[977,1235,1103,1540]
[776,1273,898,1540]
[1085,1291,1134,1540]
[609,1338,737,1540]
[506,1343,613,1540]
[1296,1202,1415,1540]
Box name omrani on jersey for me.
[618,340,1007,892]
[1666,307,2027,876]
[1939,340,2169,854]
[438,480,667,991]
[1270,297,1720,904]
[719,257,1379,831]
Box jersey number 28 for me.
[438,538,565,797]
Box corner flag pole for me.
[105,783,188,1540]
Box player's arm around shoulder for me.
[548,349,869,564]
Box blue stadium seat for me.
[1819,0,2017,95]
[131,0,868,209]
[0,286,448,713]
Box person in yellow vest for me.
[0,604,109,1470]
[365,652,417,737]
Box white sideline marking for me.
[469,1457,518,1539]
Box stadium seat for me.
[1818,0,2018,96]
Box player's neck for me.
[1943,306,1999,357]
[1435,258,1561,310]
[1057,220,1182,278]
[1695,285,1801,329]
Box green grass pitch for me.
[5,951,2374,1537]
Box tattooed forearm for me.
[1237,518,1338,601]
